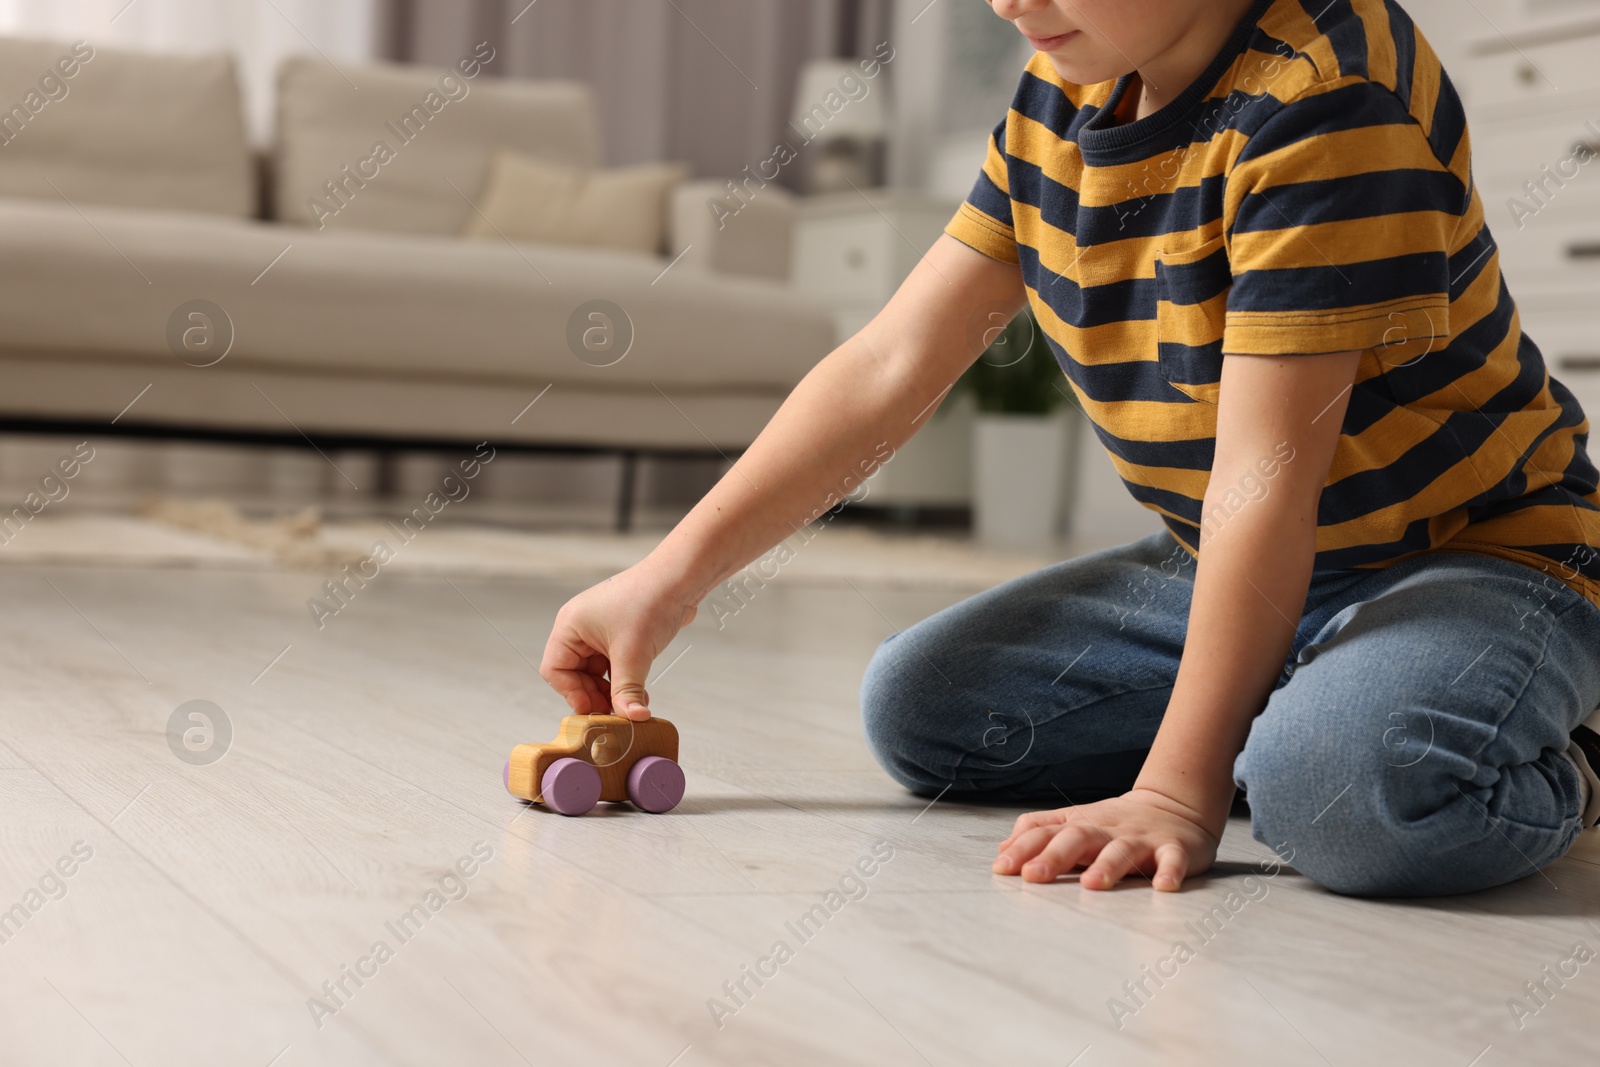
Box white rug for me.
[1,501,1079,589]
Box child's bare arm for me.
[995,347,1362,889]
[1135,350,1363,829]
[540,236,1025,719]
[643,236,1025,610]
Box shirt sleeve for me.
[1222,82,1467,358]
[944,117,1020,264]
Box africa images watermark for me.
[703,440,896,629]
[307,41,497,229]
[306,443,497,629]
[1377,540,1599,775]
[1116,39,1297,231]
[166,299,234,367]
[0,841,95,949]
[706,41,896,231]
[1497,921,1600,1030]
[1105,841,1295,1030]
[1114,537,1195,633]
[1518,543,1598,632]
[1107,441,1296,633]
[307,841,496,1028]
[167,699,233,767]
[1505,921,1600,1031]
[0,442,97,547]
[1198,441,1297,543]
[0,40,96,148]
[705,839,896,1029]
[1505,119,1600,231]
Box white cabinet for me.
[1513,299,1600,420]
[1463,32,1600,111]
[792,189,962,340]
[1463,8,1600,424]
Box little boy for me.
[541,0,1600,897]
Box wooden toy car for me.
[504,714,684,816]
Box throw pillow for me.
[463,151,686,256]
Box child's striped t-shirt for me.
[947,0,1600,608]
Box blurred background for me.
[0,0,1594,558]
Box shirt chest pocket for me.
[1154,235,1231,405]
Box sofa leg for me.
[616,451,639,533]
[375,450,398,498]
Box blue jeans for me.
[860,532,1600,898]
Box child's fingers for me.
[1019,824,1099,883]
[992,824,1063,875]
[1080,840,1149,891]
[552,670,610,715]
[539,639,608,715]
[605,640,653,720]
[998,807,1072,851]
[1151,843,1189,892]
[540,663,601,714]
[571,669,611,715]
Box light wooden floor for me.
[2,559,1597,1066]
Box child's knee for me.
[1234,707,1416,895]
[860,634,947,795]
[1236,726,1546,898]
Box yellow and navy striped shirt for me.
[949,0,1600,607]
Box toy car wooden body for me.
[505,714,684,815]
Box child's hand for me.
[538,563,698,721]
[992,788,1220,891]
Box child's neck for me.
[1117,0,1259,123]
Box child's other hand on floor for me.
[993,788,1219,891]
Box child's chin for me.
[1044,54,1132,89]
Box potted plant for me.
[957,307,1080,549]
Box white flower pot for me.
[862,391,974,508]
[972,409,1078,550]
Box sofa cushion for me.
[0,197,834,393]
[275,54,600,235]
[670,179,797,282]
[0,37,253,217]
[464,153,686,256]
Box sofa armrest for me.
[668,179,796,282]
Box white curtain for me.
[0,0,375,141]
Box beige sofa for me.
[0,38,832,520]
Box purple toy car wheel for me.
[541,757,602,816]
[626,755,685,813]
